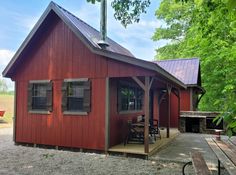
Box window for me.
[28,80,52,112]
[62,79,91,114]
[118,82,143,112]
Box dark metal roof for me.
[57,4,134,57]
[2,1,186,89]
[154,58,200,85]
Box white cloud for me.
[0,49,14,66]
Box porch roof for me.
[154,58,200,86]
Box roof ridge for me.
[52,1,134,56]
[153,57,199,62]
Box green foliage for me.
[153,0,236,136]
[87,0,151,27]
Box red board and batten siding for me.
[13,14,156,150]
[159,89,191,128]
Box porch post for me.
[144,76,150,153]
[177,89,181,131]
[167,85,172,138]
[105,77,110,153]
[156,91,160,128]
[13,82,17,142]
[132,76,153,153]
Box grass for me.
[0,93,14,124]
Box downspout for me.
[98,0,109,49]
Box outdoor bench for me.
[182,151,211,175]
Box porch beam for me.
[172,88,179,98]
[158,91,167,105]
[153,77,168,85]
[132,76,145,90]
[144,76,150,153]
[148,77,154,90]
[167,84,172,138]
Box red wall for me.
[170,93,179,128]
[180,89,191,111]
[109,79,144,146]
[159,89,191,128]
[13,14,157,150]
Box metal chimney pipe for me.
[98,0,109,49]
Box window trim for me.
[29,80,51,84]
[29,110,51,115]
[62,78,91,115]
[28,80,52,114]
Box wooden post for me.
[177,89,181,131]
[190,88,193,111]
[156,91,160,128]
[13,82,17,142]
[132,76,153,153]
[144,76,150,153]
[167,85,172,138]
[105,77,110,153]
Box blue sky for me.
[0,0,166,88]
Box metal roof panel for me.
[154,58,200,85]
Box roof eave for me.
[93,48,186,88]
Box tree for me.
[87,0,151,27]
[87,0,236,27]
[153,0,236,136]
[0,79,8,93]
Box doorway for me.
[185,118,200,133]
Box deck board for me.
[108,128,179,156]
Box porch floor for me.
[108,128,179,156]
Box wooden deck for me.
[108,128,179,157]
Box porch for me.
[105,76,184,155]
[108,128,179,157]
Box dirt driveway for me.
[0,126,190,175]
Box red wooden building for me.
[154,58,205,128]
[2,2,203,154]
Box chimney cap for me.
[98,40,109,49]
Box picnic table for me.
[206,137,236,175]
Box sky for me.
[0,0,166,89]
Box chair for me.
[124,120,144,145]
[149,119,161,141]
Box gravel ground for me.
[0,126,228,175]
[0,127,189,175]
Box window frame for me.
[62,78,91,116]
[28,80,52,114]
[118,81,144,114]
